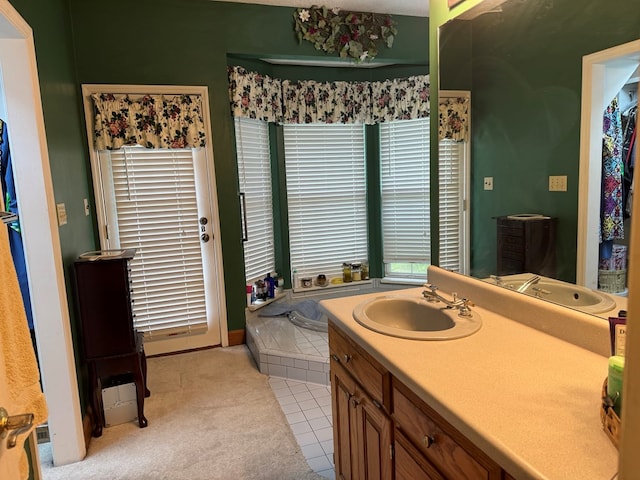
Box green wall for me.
[66,0,429,331]
[433,0,640,282]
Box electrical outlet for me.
[83,198,90,216]
[483,177,493,190]
[549,175,567,192]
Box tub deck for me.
[246,315,330,385]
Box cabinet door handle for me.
[423,434,435,448]
[343,354,352,363]
[331,354,340,363]
[351,397,360,409]
[372,399,382,410]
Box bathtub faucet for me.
[422,284,472,317]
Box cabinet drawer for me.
[392,380,496,480]
[395,429,444,480]
[329,322,389,408]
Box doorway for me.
[577,39,640,290]
[0,0,85,471]
[81,85,228,356]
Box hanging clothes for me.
[622,103,637,216]
[600,96,625,244]
[0,119,33,330]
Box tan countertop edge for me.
[319,272,619,480]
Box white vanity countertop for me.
[319,286,619,480]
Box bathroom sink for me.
[501,278,617,314]
[353,295,482,340]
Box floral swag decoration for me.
[293,6,397,62]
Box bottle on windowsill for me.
[265,272,275,298]
[342,263,352,283]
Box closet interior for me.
[599,67,639,295]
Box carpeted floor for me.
[39,345,325,480]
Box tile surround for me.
[246,315,330,385]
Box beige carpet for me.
[40,346,325,480]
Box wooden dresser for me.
[496,216,557,277]
[74,249,149,437]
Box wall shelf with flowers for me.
[293,6,398,62]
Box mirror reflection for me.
[438,0,639,317]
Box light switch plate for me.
[56,203,67,226]
[483,177,493,190]
[549,175,567,192]
[83,198,90,216]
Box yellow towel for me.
[0,224,47,479]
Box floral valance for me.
[91,93,207,150]
[228,66,430,125]
[228,68,283,122]
[438,96,470,142]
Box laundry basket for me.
[598,269,626,293]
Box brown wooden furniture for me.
[74,249,149,437]
[497,216,557,278]
[329,322,508,479]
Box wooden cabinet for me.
[329,321,508,480]
[392,379,502,480]
[330,324,392,480]
[497,216,557,277]
[74,249,149,437]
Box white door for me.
[94,146,224,355]
[82,85,228,356]
[0,225,45,479]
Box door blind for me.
[380,118,431,264]
[234,117,275,282]
[283,123,368,277]
[98,146,208,339]
[439,138,466,273]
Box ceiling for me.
[212,0,430,17]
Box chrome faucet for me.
[516,275,540,293]
[422,284,473,317]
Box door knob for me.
[0,407,34,449]
[201,233,210,243]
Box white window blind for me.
[234,117,275,282]
[439,138,467,273]
[98,146,208,339]
[283,123,368,278]
[380,118,431,268]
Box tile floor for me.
[268,376,335,479]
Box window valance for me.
[91,93,207,150]
[438,96,470,142]
[228,66,431,125]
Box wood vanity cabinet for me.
[392,379,503,480]
[329,323,392,480]
[329,321,507,480]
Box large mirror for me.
[437,0,639,317]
